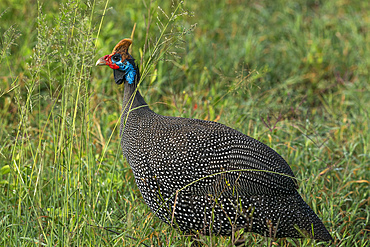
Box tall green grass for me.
[0,0,369,246]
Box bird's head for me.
[96,38,139,85]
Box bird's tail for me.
[243,191,333,242]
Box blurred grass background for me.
[0,0,369,246]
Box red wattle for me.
[108,63,120,69]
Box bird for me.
[96,38,333,242]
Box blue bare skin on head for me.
[111,54,137,84]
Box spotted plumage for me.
[96,38,333,242]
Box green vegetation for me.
[0,0,369,246]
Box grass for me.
[0,0,369,246]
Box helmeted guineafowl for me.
[96,38,333,242]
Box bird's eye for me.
[112,54,121,62]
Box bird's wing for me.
[198,130,297,196]
[139,115,298,197]
[171,117,298,196]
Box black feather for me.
[114,69,125,85]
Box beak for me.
[96,56,107,66]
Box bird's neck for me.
[122,82,148,118]
[113,66,149,121]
